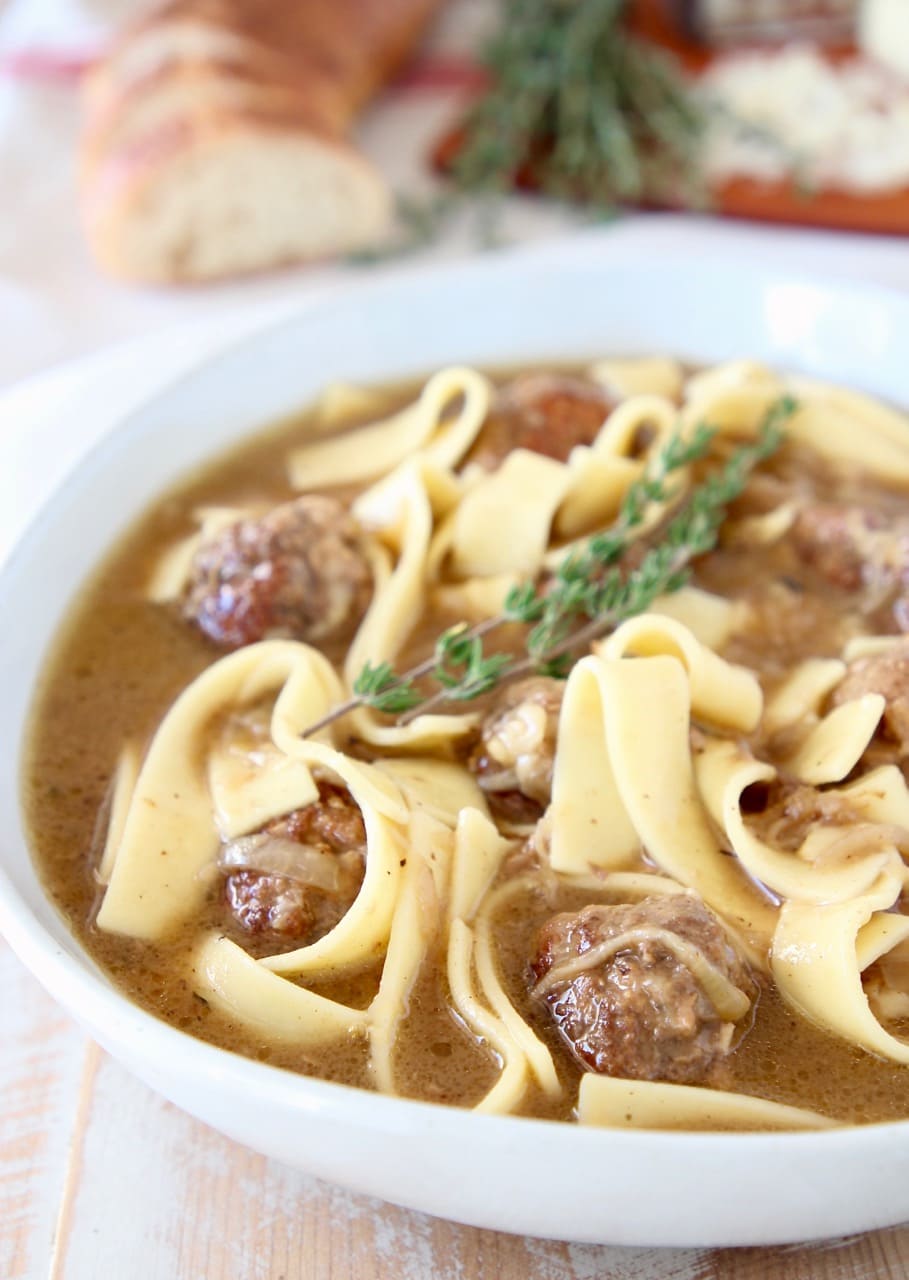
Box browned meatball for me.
[790,503,882,592]
[831,643,909,756]
[183,495,372,649]
[791,502,909,602]
[740,778,861,853]
[530,895,756,1084]
[470,677,564,823]
[221,783,366,946]
[467,374,615,472]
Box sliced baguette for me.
[79,0,442,284]
[82,109,392,282]
[82,58,343,170]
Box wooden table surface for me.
[3,937,908,1279]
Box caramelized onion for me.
[219,833,344,892]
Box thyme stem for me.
[300,397,794,738]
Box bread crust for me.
[82,107,392,282]
[79,0,443,282]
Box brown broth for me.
[22,367,909,1124]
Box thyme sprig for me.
[358,0,708,263]
[300,396,794,738]
[451,0,706,209]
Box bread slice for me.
[79,0,442,284]
[81,110,391,282]
[82,57,344,172]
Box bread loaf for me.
[79,0,442,283]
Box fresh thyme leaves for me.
[362,0,708,263]
[507,421,717,659]
[450,0,706,211]
[300,395,795,738]
[353,661,421,715]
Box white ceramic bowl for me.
[3,240,909,1248]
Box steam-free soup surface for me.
[23,364,909,1126]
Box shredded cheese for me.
[703,44,909,192]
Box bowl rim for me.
[5,853,909,1158]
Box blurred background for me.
[0,0,906,382]
[3,5,909,1279]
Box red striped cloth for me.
[0,48,484,89]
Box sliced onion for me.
[218,833,343,892]
[476,767,520,793]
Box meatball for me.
[183,495,372,649]
[530,895,756,1084]
[467,374,615,471]
[470,677,564,822]
[740,778,860,852]
[221,782,366,946]
[790,503,882,592]
[791,502,909,603]
[831,643,909,756]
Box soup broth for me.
[24,359,909,1128]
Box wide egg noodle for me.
[191,934,367,1046]
[645,586,745,652]
[723,502,797,549]
[372,758,489,829]
[762,658,847,737]
[681,382,781,444]
[369,808,453,1093]
[207,716,319,840]
[95,741,141,885]
[430,572,520,622]
[695,740,904,905]
[450,449,572,578]
[842,635,907,663]
[598,614,763,733]
[587,356,684,402]
[581,653,776,959]
[550,453,641,543]
[548,654,641,875]
[577,1076,834,1131]
[781,695,886,785]
[443,812,561,1111]
[448,394,683,582]
[447,806,513,925]
[840,764,909,828]
[561,871,693,901]
[683,360,909,483]
[772,866,909,1065]
[447,918,530,1115]
[342,462,478,750]
[472,878,562,1100]
[257,766,409,981]
[315,380,388,429]
[554,393,679,541]
[287,367,493,490]
[96,640,344,939]
[790,376,909,447]
[786,376,909,483]
[684,359,778,404]
[586,393,678,459]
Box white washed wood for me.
[0,942,86,1280]
[52,1043,717,1280]
[0,952,901,1280]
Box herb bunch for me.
[450,0,706,210]
[301,396,794,738]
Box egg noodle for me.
[95,358,909,1130]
